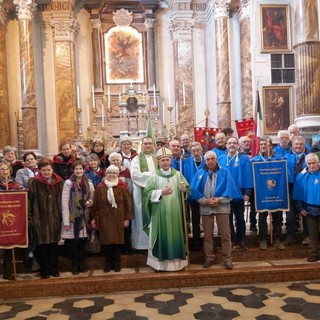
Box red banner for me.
[194,127,220,152]
[0,192,28,248]
[235,118,254,138]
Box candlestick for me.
[153,84,156,107]
[86,104,90,128]
[101,104,105,128]
[107,86,111,110]
[168,84,171,106]
[77,85,80,109]
[182,83,186,106]
[92,86,96,109]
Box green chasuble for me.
[143,168,191,263]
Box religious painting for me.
[260,5,291,53]
[104,26,144,84]
[262,86,292,135]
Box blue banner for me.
[252,160,289,212]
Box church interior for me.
[0,0,320,319]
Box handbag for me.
[85,230,101,254]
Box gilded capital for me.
[169,18,195,41]
[13,0,37,20]
[90,18,101,30]
[0,6,8,26]
[144,18,155,29]
[208,0,230,19]
[50,19,79,42]
[238,0,250,21]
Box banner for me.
[235,118,254,138]
[194,127,219,152]
[252,160,289,212]
[0,191,28,249]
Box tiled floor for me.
[0,280,320,319]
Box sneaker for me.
[302,237,310,246]
[307,255,319,262]
[259,240,267,250]
[238,242,248,251]
[273,239,285,250]
[203,260,213,268]
[224,261,233,270]
[283,236,295,246]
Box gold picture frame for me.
[262,86,293,135]
[260,4,291,53]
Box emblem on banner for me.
[267,179,276,190]
[1,211,16,226]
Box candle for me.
[168,84,171,106]
[92,86,96,109]
[77,85,80,109]
[123,85,125,92]
[182,83,186,106]
[138,85,141,91]
[86,104,90,128]
[101,104,105,127]
[107,86,111,110]
[153,84,156,107]
[119,93,121,101]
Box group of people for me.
[0,122,319,279]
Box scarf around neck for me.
[104,178,119,208]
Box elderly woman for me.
[0,162,24,280]
[53,138,78,180]
[2,145,24,178]
[15,151,39,188]
[28,158,64,279]
[109,152,133,254]
[61,160,94,275]
[84,153,105,189]
[93,165,132,272]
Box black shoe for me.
[40,273,50,279]
[224,261,233,270]
[307,256,319,262]
[104,265,112,272]
[3,273,15,280]
[238,242,248,251]
[78,265,87,273]
[50,271,60,277]
[114,266,121,272]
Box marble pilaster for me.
[0,6,10,148]
[90,19,103,92]
[293,0,320,127]
[210,0,231,129]
[50,18,79,141]
[145,18,157,90]
[238,0,252,119]
[169,17,195,135]
[14,0,39,150]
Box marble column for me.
[50,19,79,140]
[0,6,11,148]
[169,18,195,134]
[211,0,231,129]
[293,0,320,128]
[145,18,156,90]
[14,0,39,150]
[91,19,103,93]
[238,0,253,119]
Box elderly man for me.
[292,153,320,262]
[144,147,190,271]
[190,151,241,270]
[130,136,158,250]
[180,133,192,159]
[284,135,309,246]
[183,142,206,250]
[212,133,227,158]
[288,124,312,152]
[238,136,252,157]
[168,139,182,171]
[219,137,253,250]
[274,130,291,157]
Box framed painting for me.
[104,26,144,84]
[260,4,291,53]
[262,86,292,135]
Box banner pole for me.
[12,249,17,281]
[268,212,273,244]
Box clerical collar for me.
[160,168,171,175]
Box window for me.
[271,54,295,84]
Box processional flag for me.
[194,127,220,152]
[0,191,28,249]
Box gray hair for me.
[278,130,290,138]
[305,153,319,163]
[108,152,122,161]
[204,150,217,160]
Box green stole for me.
[138,152,158,224]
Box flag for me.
[235,118,254,138]
[251,90,263,157]
[146,117,156,152]
[194,127,219,152]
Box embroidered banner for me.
[0,192,28,248]
[235,118,254,138]
[252,160,289,212]
[194,127,219,152]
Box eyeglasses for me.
[106,172,118,175]
[143,142,154,145]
